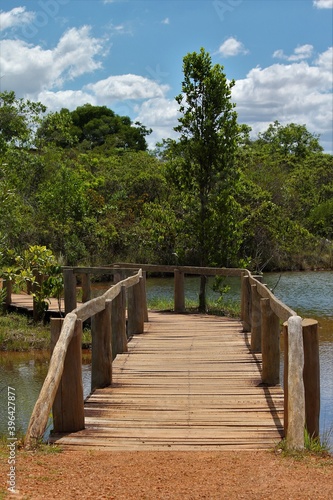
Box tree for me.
[173,48,241,311]
[0,91,46,150]
[257,121,323,159]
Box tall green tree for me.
[0,90,46,151]
[173,48,241,310]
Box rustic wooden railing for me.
[23,264,319,451]
[24,268,147,448]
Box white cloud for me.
[161,17,170,25]
[233,47,333,151]
[313,0,333,8]
[218,37,249,57]
[0,6,35,30]
[0,26,104,95]
[37,90,97,110]
[134,97,179,147]
[273,44,314,61]
[85,75,169,102]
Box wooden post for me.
[250,284,261,352]
[302,318,320,439]
[51,318,84,433]
[113,265,122,285]
[286,315,305,450]
[127,277,145,336]
[141,271,149,322]
[283,322,289,437]
[63,268,77,314]
[81,273,91,303]
[91,300,112,391]
[241,275,251,332]
[261,298,280,385]
[112,286,127,359]
[174,269,185,313]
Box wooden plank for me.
[49,311,284,451]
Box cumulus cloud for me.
[0,6,34,31]
[233,47,333,151]
[0,26,104,95]
[273,44,314,61]
[37,90,97,110]
[218,37,249,57]
[85,75,169,102]
[313,0,333,8]
[134,97,179,147]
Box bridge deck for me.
[50,312,284,451]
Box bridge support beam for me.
[250,284,261,352]
[261,298,280,385]
[112,286,127,358]
[91,301,113,391]
[51,318,84,434]
[63,268,77,314]
[302,319,320,439]
[241,275,251,332]
[174,269,185,313]
[128,277,145,335]
[284,316,305,450]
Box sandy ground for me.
[1,448,333,499]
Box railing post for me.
[241,274,251,332]
[91,300,112,391]
[261,298,280,385]
[285,315,305,450]
[174,269,185,313]
[112,285,127,359]
[113,265,122,285]
[250,284,261,352]
[141,271,149,322]
[127,277,145,336]
[302,319,320,439]
[81,273,91,303]
[51,318,84,433]
[63,268,77,314]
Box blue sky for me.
[0,0,332,151]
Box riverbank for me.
[0,313,92,351]
[1,447,332,499]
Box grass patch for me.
[0,313,51,351]
[147,296,241,318]
[0,312,92,351]
[275,429,332,460]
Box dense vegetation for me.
[0,50,332,274]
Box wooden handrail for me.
[24,269,143,448]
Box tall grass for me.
[0,313,51,351]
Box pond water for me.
[0,271,332,448]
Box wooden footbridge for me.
[9,264,319,451]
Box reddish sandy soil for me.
[1,448,333,499]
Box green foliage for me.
[0,87,332,272]
[2,246,63,321]
[42,104,152,151]
[0,90,46,149]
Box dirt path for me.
[1,449,333,499]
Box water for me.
[0,271,332,448]
[0,351,92,440]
